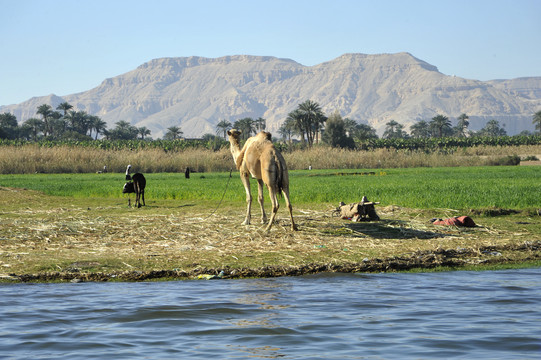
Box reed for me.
[0,145,234,174]
[0,144,540,174]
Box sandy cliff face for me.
[2,53,540,138]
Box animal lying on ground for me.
[336,196,380,221]
[227,129,297,231]
[123,171,146,208]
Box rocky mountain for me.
[2,53,540,138]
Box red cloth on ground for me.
[433,216,476,227]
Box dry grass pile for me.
[1,188,539,282]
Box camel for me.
[227,129,297,231]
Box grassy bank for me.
[1,167,540,282]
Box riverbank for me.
[1,187,540,282]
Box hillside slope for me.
[2,53,540,138]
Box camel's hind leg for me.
[265,188,280,232]
[265,186,297,232]
[282,187,297,231]
[241,173,252,225]
[257,179,267,224]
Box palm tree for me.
[278,117,296,144]
[351,123,378,141]
[137,126,151,140]
[56,102,73,117]
[215,120,232,139]
[23,118,43,140]
[455,113,470,137]
[115,120,133,132]
[314,112,327,144]
[65,110,90,135]
[64,110,76,131]
[383,120,407,139]
[342,118,358,137]
[533,111,541,134]
[89,116,107,139]
[254,117,266,132]
[479,119,507,137]
[286,109,305,145]
[233,118,255,140]
[410,120,430,138]
[108,120,138,140]
[36,104,53,137]
[298,100,326,146]
[48,114,67,139]
[0,112,18,139]
[164,126,183,140]
[429,114,452,138]
[93,118,107,139]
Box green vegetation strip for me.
[2,134,541,151]
[1,166,539,209]
[0,166,540,282]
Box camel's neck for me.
[229,139,242,163]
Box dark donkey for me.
[123,173,146,208]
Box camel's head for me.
[227,129,242,141]
[257,131,272,141]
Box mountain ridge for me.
[2,53,540,138]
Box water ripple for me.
[1,268,540,359]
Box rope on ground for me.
[208,168,233,218]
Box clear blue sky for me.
[1,0,540,106]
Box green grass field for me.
[0,166,539,210]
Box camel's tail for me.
[273,151,286,197]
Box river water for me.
[1,268,540,359]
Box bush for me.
[488,155,521,166]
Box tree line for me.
[215,100,541,150]
[0,103,148,141]
[0,102,188,141]
[2,101,541,150]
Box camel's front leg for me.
[241,173,252,225]
[257,179,267,224]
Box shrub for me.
[487,155,521,166]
